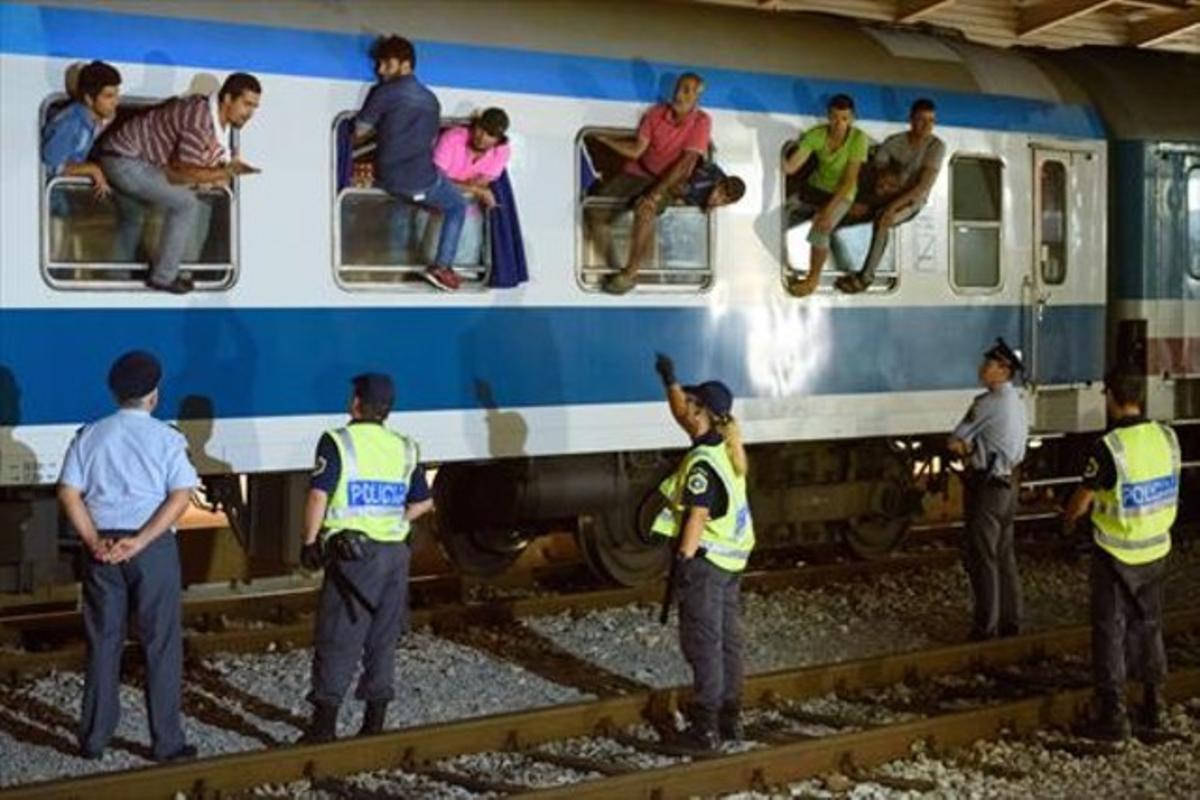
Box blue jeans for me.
[388,170,467,268]
[101,156,199,284]
[416,206,484,265]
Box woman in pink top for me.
[422,108,511,265]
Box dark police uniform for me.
[58,351,198,761]
[951,339,1028,640]
[1080,413,1179,733]
[651,379,755,749]
[302,373,430,741]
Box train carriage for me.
[0,0,1194,591]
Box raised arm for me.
[782,143,811,176]
[655,353,689,427]
[594,132,648,162]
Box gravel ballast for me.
[3,547,1198,790]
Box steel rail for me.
[3,607,1198,800]
[517,668,1200,799]
[0,549,978,679]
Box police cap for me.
[683,380,734,418]
[107,350,162,401]
[352,372,395,409]
[984,338,1023,372]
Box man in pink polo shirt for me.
[589,73,711,294]
[421,108,511,265]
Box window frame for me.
[778,141,902,296]
[947,152,1006,295]
[37,92,240,292]
[573,126,716,295]
[1037,157,1068,287]
[1186,165,1200,282]
[330,111,493,293]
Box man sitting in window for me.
[42,61,120,200]
[42,61,122,263]
[783,93,869,297]
[355,35,467,292]
[98,73,262,294]
[835,98,945,294]
[425,107,512,265]
[588,72,712,295]
[680,161,746,211]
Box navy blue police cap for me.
[984,337,1024,372]
[683,380,734,418]
[352,372,395,408]
[107,350,162,401]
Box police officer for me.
[299,373,433,743]
[651,354,755,751]
[1062,370,1179,740]
[57,351,198,761]
[948,338,1028,641]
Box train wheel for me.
[843,515,909,560]
[434,519,529,577]
[576,494,670,586]
[843,446,916,559]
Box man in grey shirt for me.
[948,338,1028,641]
[836,98,945,293]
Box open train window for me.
[576,127,713,293]
[949,155,1003,291]
[1188,168,1200,281]
[40,94,237,290]
[1039,159,1067,285]
[782,142,898,294]
[332,113,490,290]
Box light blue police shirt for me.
[952,382,1028,477]
[59,409,199,530]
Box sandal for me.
[835,274,869,294]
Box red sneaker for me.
[423,265,461,291]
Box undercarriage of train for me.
[9,426,1196,605]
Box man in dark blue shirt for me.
[355,35,467,292]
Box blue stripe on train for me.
[0,2,1104,137]
[0,304,1103,426]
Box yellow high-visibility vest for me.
[324,423,418,543]
[651,442,755,572]
[1091,421,1179,565]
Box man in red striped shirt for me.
[100,73,262,294]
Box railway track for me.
[0,549,964,674]
[4,607,1198,799]
[0,538,1082,681]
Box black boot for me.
[299,702,339,744]
[1079,691,1131,741]
[718,705,744,742]
[1138,683,1165,731]
[359,700,388,737]
[674,706,719,752]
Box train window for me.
[782,143,898,294]
[576,127,712,293]
[40,95,237,290]
[949,155,1002,290]
[1188,168,1200,281]
[332,113,490,289]
[1039,160,1067,285]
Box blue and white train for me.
[1,1,1197,589]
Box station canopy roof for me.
[688,0,1200,53]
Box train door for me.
[1026,146,1105,430]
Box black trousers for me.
[676,557,743,724]
[962,475,1022,638]
[308,540,410,706]
[1090,546,1167,693]
[80,532,185,759]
